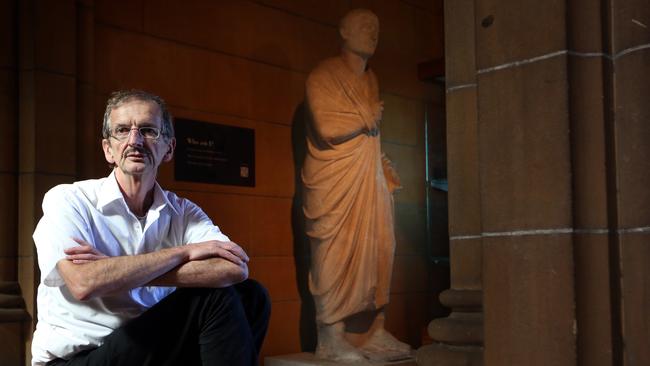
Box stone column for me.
[0,0,19,285]
[579,1,650,365]
[18,0,78,361]
[567,1,613,365]
[420,0,650,365]
[0,1,30,365]
[416,1,483,364]
[475,0,577,363]
[421,0,578,365]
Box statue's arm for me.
[306,72,371,144]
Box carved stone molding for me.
[0,282,30,323]
[416,289,483,366]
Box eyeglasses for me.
[110,126,161,141]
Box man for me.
[32,90,270,366]
[302,9,409,363]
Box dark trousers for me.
[47,280,271,366]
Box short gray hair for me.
[102,90,174,141]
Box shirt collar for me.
[151,179,179,215]
[97,170,126,211]
[97,170,179,215]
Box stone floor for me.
[265,353,417,366]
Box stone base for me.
[265,353,416,366]
[416,343,482,366]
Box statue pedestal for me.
[265,353,416,366]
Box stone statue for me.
[302,9,410,363]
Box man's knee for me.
[239,279,270,301]
[201,280,270,312]
[176,281,271,328]
[236,279,271,317]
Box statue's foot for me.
[315,323,367,363]
[359,328,412,361]
[315,334,366,363]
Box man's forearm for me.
[57,246,188,301]
[148,257,248,288]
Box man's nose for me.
[127,127,144,145]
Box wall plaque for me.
[174,118,255,187]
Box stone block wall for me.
[420,1,650,366]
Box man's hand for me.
[65,238,109,264]
[149,240,250,289]
[185,240,249,265]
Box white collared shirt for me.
[31,171,229,365]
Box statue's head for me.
[339,9,379,59]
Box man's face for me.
[102,99,175,179]
[341,13,379,59]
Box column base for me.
[265,352,416,366]
[416,289,483,366]
[416,343,482,366]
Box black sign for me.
[174,118,255,187]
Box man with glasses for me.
[31,90,270,366]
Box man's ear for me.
[339,26,349,42]
[163,138,176,162]
[102,139,116,164]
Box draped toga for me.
[302,56,396,325]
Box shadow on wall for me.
[290,101,317,352]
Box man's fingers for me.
[214,247,244,265]
[64,245,96,255]
[220,241,249,262]
[71,237,92,246]
[187,240,250,263]
[66,253,106,261]
[66,254,93,260]
[64,243,108,263]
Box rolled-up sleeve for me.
[182,199,229,245]
[33,185,92,287]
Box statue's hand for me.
[372,100,384,126]
[381,153,402,193]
